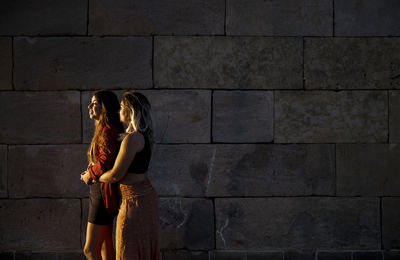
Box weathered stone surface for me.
[213,91,273,142]
[89,0,224,35]
[382,198,400,249]
[155,37,302,89]
[337,144,400,196]
[317,252,351,260]
[275,91,387,143]
[247,251,282,260]
[0,38,12,90]
[211,251,246,260]
[81,198,89,249]
[389,91,400,142]
[227,0,332,36]
[58,252,86,260]
[0,0,87,35]
[284,251,315,260]
[304,38,400,89]
[206,144,335,197]
[162,250,209,260]
[149,145,216,197]
[159,198,214,250]
[83,90,211,143]
[14,37,152,90]
[15,252,57,260]
[215,198,380,250]
[0,91,80,144]
[353,251,383,260]
[335,0,400,36]
[0,145,6,197]
[8,145,88,198]
[384,251,400,260]
[0,199,81,250]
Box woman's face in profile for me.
[119,101,129,124]
[88,96,101,120]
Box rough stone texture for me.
[154,37,302,89]
[206,144,335,197]
[15,252,57,260]
[0,38,12,90]
[284,251,315,260]
[211,251,246,260]
[384,251,400,260]
[275,91,387,143]
[8,145,88,198]
[162,250,209,260]
[317,252,351,260]
[0,145,6,197]
[389,91,400,142]
[58,252,86,260]
[215,198,380,250]
[0,91,80,144]
[335,0,400,36]
[382,198,400,249]
[247,251,283,260]
[304,38,400,89]
[353,251,383,260]
[0,0,87,36]
[0,199,81,250]
[81,199,89,249]
[149,145,216,197]
[159,198,214,250]
[14,37,152,90]
[336,144,400,196]
[213,91,273,143]
[227,0,332,36]
[89,0,224,35]
[83,90,211,143]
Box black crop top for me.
[127,135,151,174]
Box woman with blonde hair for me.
[97,91,160,260]
[80,90,123,260]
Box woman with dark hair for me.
[80,90,123,260]
[96,91,160,260]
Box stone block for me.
[275,91,387,143]
[14,37,152,90]
[81,198,89,249]
[213,91,273,142]
[389,91,400,142]
[58,252,86,260]
[149,145,216,197]
[206,144,335,197]
[15,252,57,260]
[337,144,400,196]
[304,38,400,89]
[284,251,315,260]
[0,91,80,144]
[247,251,283,260]
[353,251,383,260]
[382,198,400,249]
[211,251,246,260]
[155,37,302,89]
[227,0,332,36]
[0,37,12,90]
[215,198,380,250]
[83,90,211,143]
[384,251,400,260]
[162,250,209,260]
[0,0,87,35]
[0,145,6,197]
[89,0,224,35]
[335,0,400,36]
[317,251,351,260]
[159,198,214,250]
[8,145,88,198]
[0,199,81,250]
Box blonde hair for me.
[121,92,153,143]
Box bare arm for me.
[98,133,145,183]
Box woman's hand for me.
[80,171,93,185]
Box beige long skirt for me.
[116,179,160,260]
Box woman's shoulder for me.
[122,132,145,150]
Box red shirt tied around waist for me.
[87,124,119,214]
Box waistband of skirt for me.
[119,178,154,199]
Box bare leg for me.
[84,223,114,260]
[100,224,115,260]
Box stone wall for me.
[1,0,400,259]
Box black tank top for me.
[127,134,151,174]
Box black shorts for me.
[88,183,117,225]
